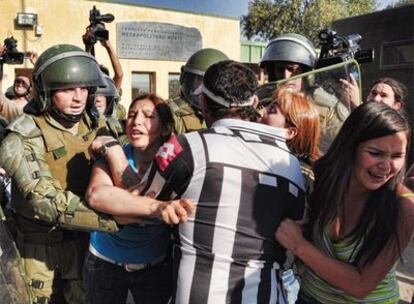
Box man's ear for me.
[285,127,298,140]
[393,101,402,111]
[251,95,259,109]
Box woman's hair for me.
[274,88,320,164]
[309,102,410,266]
[129,93,174,143]
[369,77,407,107]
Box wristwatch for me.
[99,140,120,157]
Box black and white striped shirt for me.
[144,119,305,304]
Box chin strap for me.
[49,107,85,124]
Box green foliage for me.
[386,0,414,8]
[242,0,377,44]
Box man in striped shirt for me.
[142,60,306,303]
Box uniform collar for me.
[211,118,286,139]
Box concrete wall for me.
[1,0,240,108]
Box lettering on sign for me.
[117,22,202,61]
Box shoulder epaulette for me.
[6,114,41,138]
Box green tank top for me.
[301,226,400,303]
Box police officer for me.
[259,33,360,152]
[94,74,119,118]
[0,44,118,304]
[95,74,127,145]
[168,48,229,134]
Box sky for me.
[112,0,249,18]
[113,0,395,19]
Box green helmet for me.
[260,33,317,81]
[31,44,105,117]
[95,74,120,117]
[180,48,229,110]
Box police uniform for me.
[311,87,351,153]
[170,48,229,135]
[0,113,117,304]
[168,96,206,134]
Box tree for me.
[385,0,414,8]
[242,0,377,44]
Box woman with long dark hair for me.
[84,94,193,304]
[276,102,414,303]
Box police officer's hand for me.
[339,73,360,110]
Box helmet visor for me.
[181,72,203,110]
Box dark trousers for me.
[83,252,172,304]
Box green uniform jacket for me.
[168,96,206,134]
[0,113,117,233]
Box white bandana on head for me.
[194,84,255,109]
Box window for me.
[131,72,155,99]
[168,73,180,99]
[380,39,414,70]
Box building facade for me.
[1,0,240,108]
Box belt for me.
[89,244,166,272]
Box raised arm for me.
[100,39,123,91]
[86,154,194,224]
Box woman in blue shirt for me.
[84,93,193,304]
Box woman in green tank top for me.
[275,102,414,303]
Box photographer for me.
[0,42,38,123]
[83,6,126,120]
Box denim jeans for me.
[83,252,172,304]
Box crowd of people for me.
[0,27,413,304]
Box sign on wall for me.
[117,22,202,61]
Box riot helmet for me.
[260,33,317,81]
[30,44,105,124]
[180,48,229,110]
[95,74,120,117]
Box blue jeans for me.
[83,252,172,304]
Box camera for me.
[0,37,26,65]
[83,6,115,45]
[316,29,374,69]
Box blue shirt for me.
[90,144,169,263]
